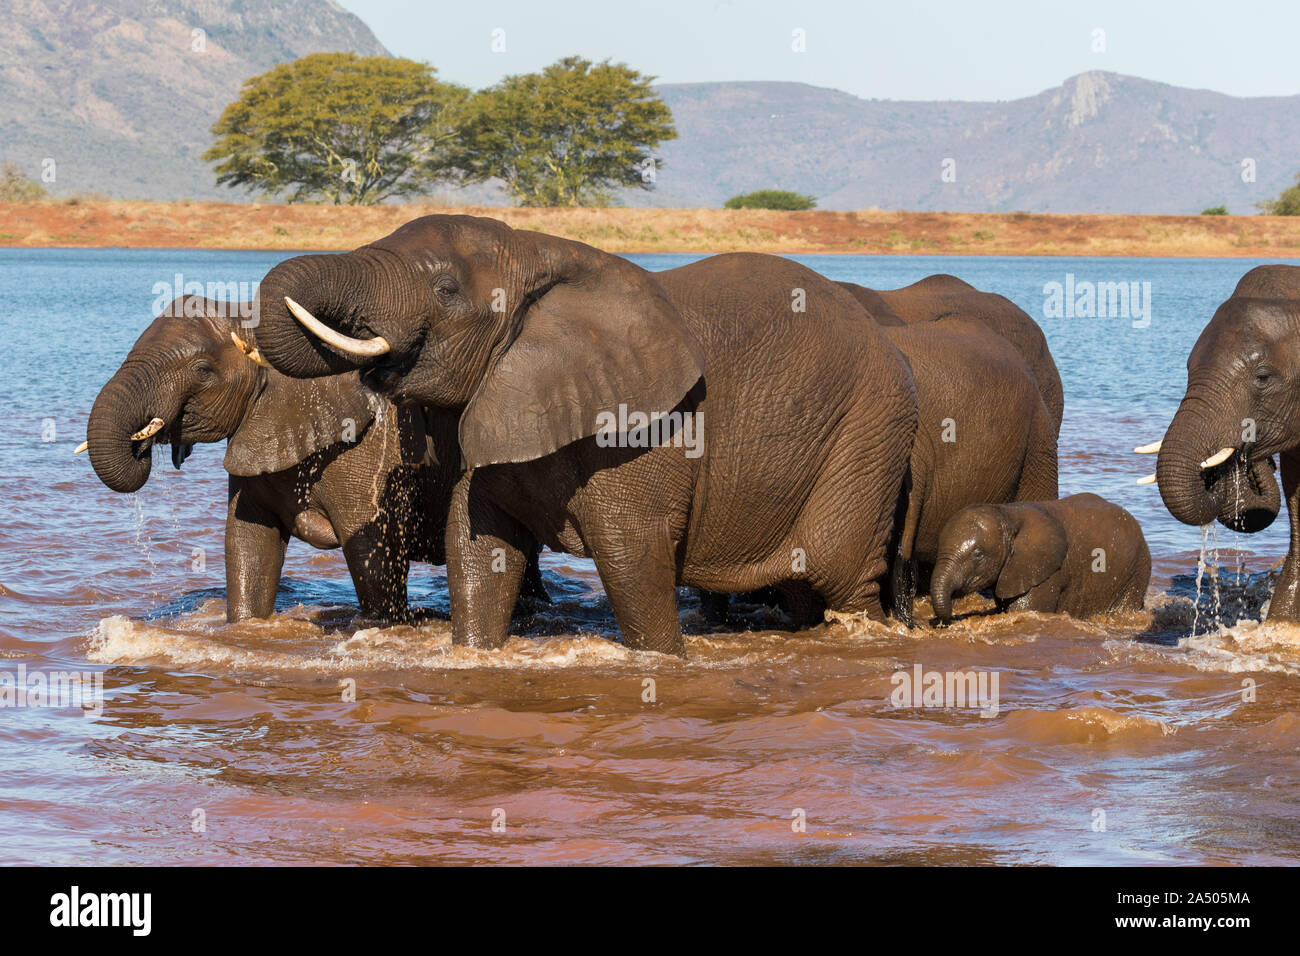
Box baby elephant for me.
[930,493,1150,621]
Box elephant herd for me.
[76,214,1300,655]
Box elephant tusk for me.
[230,331,272,368]
[1137,473,1157,485]
[284,296,390,359]
[1200,447,1235,469]
[73,440,88,454]
[130,418,165,441]
[1133,440,1162,454]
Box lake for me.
[1,247,1297,864]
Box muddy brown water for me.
[2,249,1298,865]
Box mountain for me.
[0,2,1295,214]
[0,0,389,199]
[645,73,1298,214]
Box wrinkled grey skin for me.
[931,494,1150,622]
[883,315,1059,624]
[85,296,546,622]
[250,214,918,655]
[839,275,1064,437]
[1156,265,1300,618]
[705,290,1061,629]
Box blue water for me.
[4,248,1287,584]
[1,247,1297,866]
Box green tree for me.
[1257,173,1300,215]
[723,190,817,210]
[1200,205,1228,215]
[204,53,468,205]
[458,56,676,206]
[0,163,48,201]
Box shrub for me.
[723,190,817,210]
[0,163,48,201]
[1257,174,1300,215]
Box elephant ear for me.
[995,507,1069,601]
[225,369,381,476]
[459,239,705,469]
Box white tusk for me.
[1133,440,1162,454]
[73,441,88,454]
[284,296,390,358]
[1137,473,1157,485]
[130,418,165,441]
[230,331,272,368]
[1200,447,1235,469]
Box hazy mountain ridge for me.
[0,2,1295,212]
[647,72,1297,213]
[0,0,390,199]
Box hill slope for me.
[0,0,389,199]
[0,3,1295,214]
[647,73,1298,214]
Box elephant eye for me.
[1254,369,1274,388]
[435,279,459,298]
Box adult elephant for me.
[1147,265,1293,617]
[838,275,1063,435]
[883,315,1059,623]
[250,215,918,655]
[80,296,546,622]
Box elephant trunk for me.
[254,250,423,379]
[86,364,180,493]
[930,554,964,622]
[1221,456,1281,533]
[1156,383,1279,532]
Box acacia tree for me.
[204,53,468,205]
[0,163,47,201]
[1258,173,1300,215]
[724,190,817,210]
[458,56,676,206]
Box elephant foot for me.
[1265,561,1300,621]
[779,583,827,630]
[697,589,732,624]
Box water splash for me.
[1192,523,1210,637]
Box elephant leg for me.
[1007,579,1064,615]
[887,470,918,627]
[889,554,917,628]
[698,590,732,623]
[779,582,827,629]
[1017,405,1059,502]
[1266,451,1300,620]
[518,545,551,607]
[225,479,288,623]
[342,531,409,621]
[588,521,685,656]
[445,473,529,649]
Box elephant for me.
[249,214,919,655]
[80,295,546,622]
[1149,264,1300,618]
[703,296,1060,628]
[882,315,1059,623]
[838,275,1064,435]
[930,494,1150,621]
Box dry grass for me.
[3,200,1300,256]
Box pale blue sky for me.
[337,0,1300,100]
